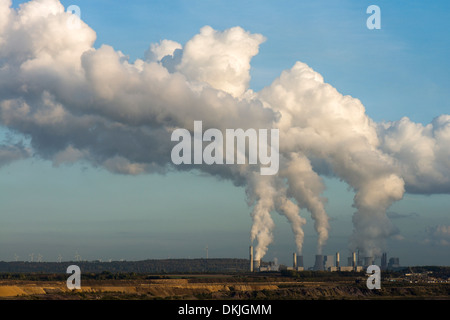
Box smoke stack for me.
[336,252,340,268]
[352,252,356,270]
[249,246,254,272]
[293,253,297,269]
[381,252,387,270]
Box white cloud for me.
[177,26,265,98]
[145,39,182,62]
[378,115,450,194]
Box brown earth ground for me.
[0,276,449,300]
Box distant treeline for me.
[0,258,255,274]
[0,272,171,281]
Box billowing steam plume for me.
[1,0,449,260]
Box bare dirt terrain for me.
[1,275,449,300]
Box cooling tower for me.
[313,255,324,271]
[363,257,374,267]
[253,259,260,270]
[297,255,304,268]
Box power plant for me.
[248,247,397,273]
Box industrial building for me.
[249,246,399,273]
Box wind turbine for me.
[29,253,34,262]
[57,254,62,263]
[74,251,81,262]
[14,254,19,262]
[36,254,43,262]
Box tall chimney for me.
[381,252,387,270]
[249,246,253,272]
[352,252,356,270]
[336,252,340,268]
[293,253,297,269]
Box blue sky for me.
[1,0,449,267]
